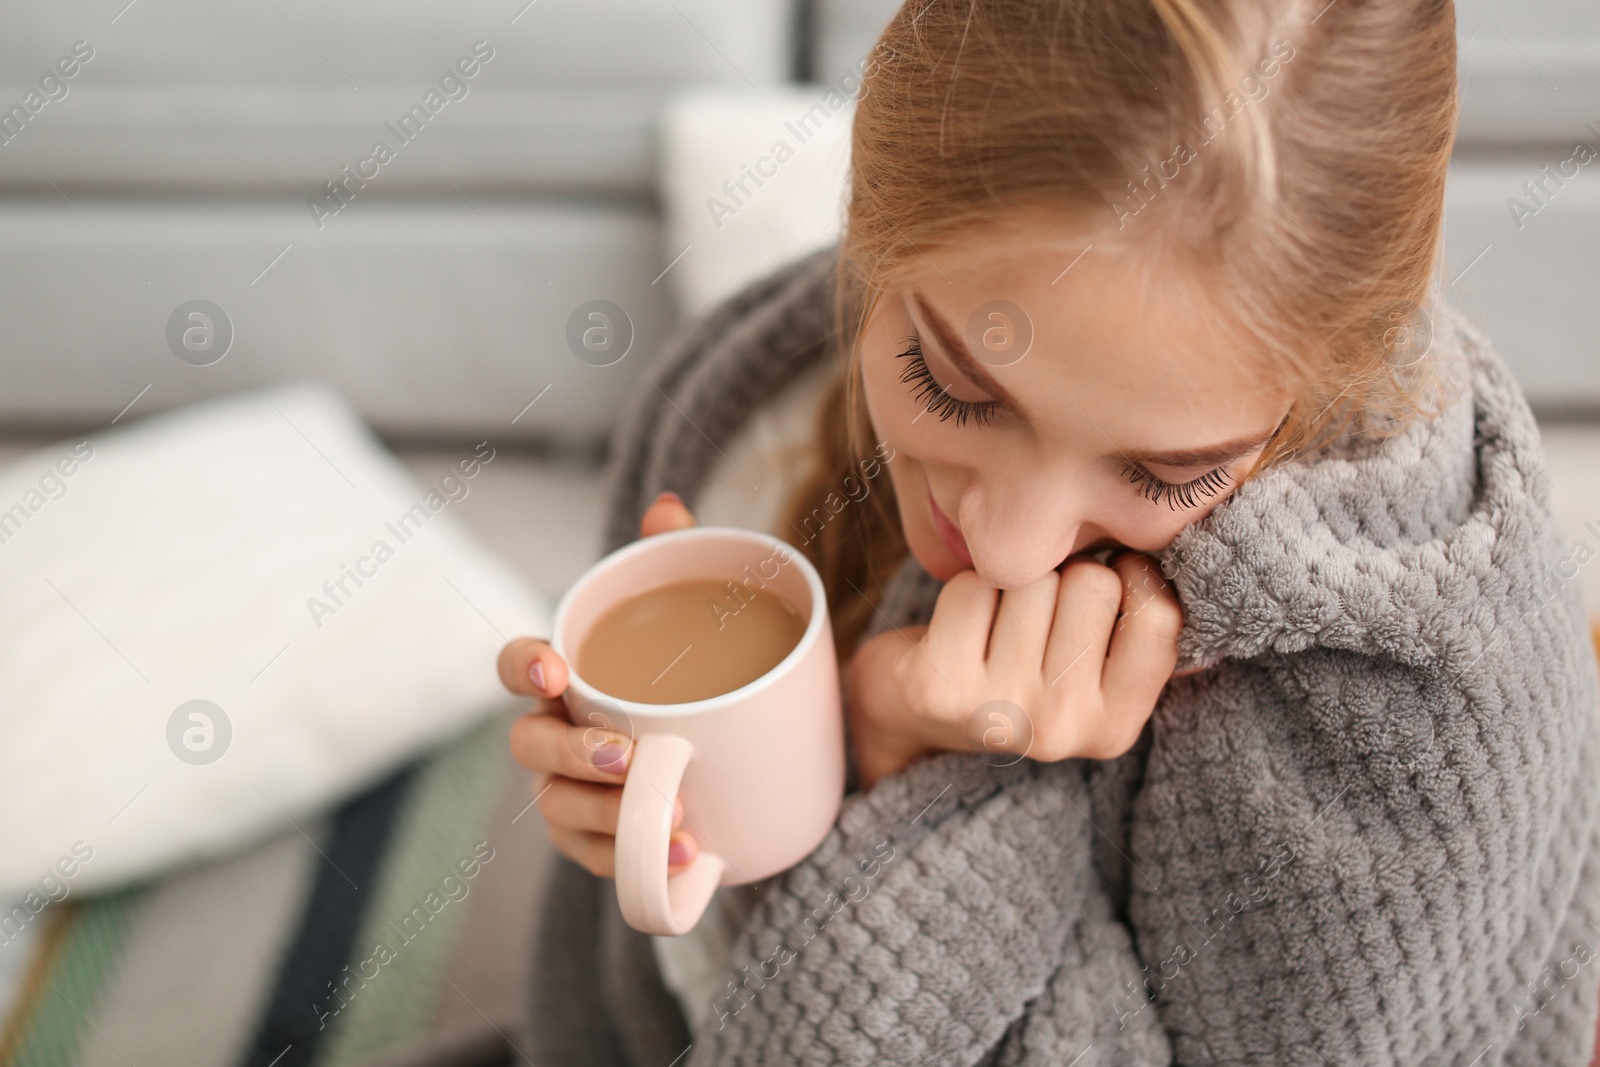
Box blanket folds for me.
[525,244,1600,1066]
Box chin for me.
[917,551,963,583]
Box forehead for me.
[894,222,1287,427]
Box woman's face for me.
[859,214,1294,588]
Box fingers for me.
[546,824,699,879]
[1101,552,1183,715]
[538,775,624,836]
[923,570,998,666]
[498,637,569,698]
[547,826,620,878]
[986,570,1060,678]
[509,709,634,783]
[1041,560,1122,691]
[641,490,696,538]
[539,776,697,879]
[537,774,683,837]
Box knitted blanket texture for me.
[525,246,1600,1067]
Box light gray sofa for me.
[0,0,798,446]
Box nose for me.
[958,481,1093,589]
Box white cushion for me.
[0,384,546,895]
[661,87,852,319]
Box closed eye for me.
[1119,460,1232,509]
[895,337,1003,429]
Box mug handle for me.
[614,734,727,935]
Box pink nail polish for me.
[658,490,683,506]
[668,836,692,866]
[592,743,628,773]
[528,659,546,691]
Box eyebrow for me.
[907,290,1284,469]
[1121,422,1286,469]
[907,291,1020,409]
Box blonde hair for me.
[783,0,1459,660]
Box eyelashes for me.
[1119,461,1232,510]
[893,334,1230,511]
[894,338,1002,429]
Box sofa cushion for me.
[0,383,545,896]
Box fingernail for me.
[668,834,692,867]
[528,659,547,692]
[658,490,683,507]
[591,742,628,774]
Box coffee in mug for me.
[576,578,808,704]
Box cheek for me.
[1098,480,1242,554]
[859,359,918,495]
[1111,509,1198,552]
[860,378,928,519]
[859,341,914,445]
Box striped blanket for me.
[0,707,548,1067]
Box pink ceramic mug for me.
[549,526,845,936]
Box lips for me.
[927,488,974,569]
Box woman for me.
[499,0,1600,1062]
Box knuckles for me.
[938,568,1000,615]
[1029,721,1080,762]
[901,653,964,724]
[1059,558,1124,615]
[942,569,990,596]
[506,711,582,776]
[892,556,1176,767]
[1083,718,1149,761]
[539,776,620,832]
[1130,592,1184,642]
[1032,691,1154,763]
[507,716,538,768]
[1111,556,1185,638]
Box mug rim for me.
[548,525,829,718]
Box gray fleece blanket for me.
[525,245,1600,1066]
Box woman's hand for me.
[844,552,1183,791]
[500,491,701,878]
